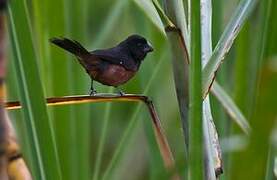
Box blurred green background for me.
[5,0,277,179]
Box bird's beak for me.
[145,41,154,53]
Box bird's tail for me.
[50,37,90,59]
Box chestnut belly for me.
[91,64,136,86]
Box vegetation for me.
[4,0,277,179]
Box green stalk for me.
[201,0,221,178]
[8,0,62,179]
[189,0,203,179]
[211,82,250,135]
[210,0,228,148]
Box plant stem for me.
[189,0,203,179]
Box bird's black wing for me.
[91,47,138,71]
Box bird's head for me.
[124,34,154,61]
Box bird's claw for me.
[89,89,97,96]
[118,90,125,96]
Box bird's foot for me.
[89,89,97,96]
[117,90,125,96]
[115,86,125,96]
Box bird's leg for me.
[115,86,125,96]
[89,80,97,96]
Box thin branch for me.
[6,94,178,178]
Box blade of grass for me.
[202,0,258,97]
[140,1,190,158]
[189,0,203,179]
[8,0,62,179]
[164,30,189,149]
[200,0,212,67]
[209,1,229,156]
[203,99,222,178]
[32,0,50,89]
[200,0,222,178]
[211,82,251,134]
[161,0,190,155]
[163,0,189,50]
[151,1,193,177]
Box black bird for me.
[50,34,154,95]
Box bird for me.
[50,34,154,95]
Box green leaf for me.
[163,0,189,47]
[161,0,190,154]
[189,0,204,179]
[8,0,62,179]
[202,0,258,97]
[211,82,251,135]
[151,0,175,29]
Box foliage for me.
[6,0,277,179]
